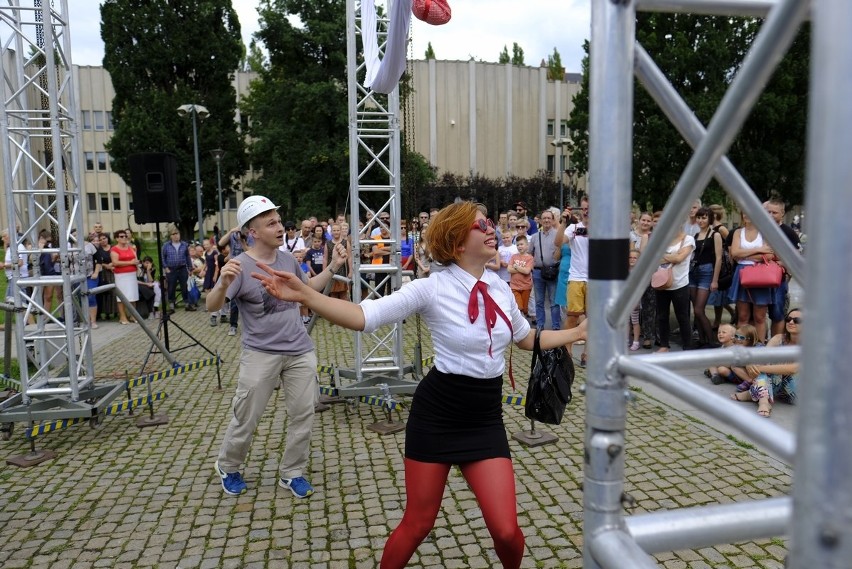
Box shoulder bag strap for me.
[538,232,545,267]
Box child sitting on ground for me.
[707,324,736,384]
[708,324,760,387]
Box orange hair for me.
[425,202,483,265]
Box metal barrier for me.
[585,0,849,566]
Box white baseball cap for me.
[237,195,279,228]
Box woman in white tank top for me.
[728,213,776,343]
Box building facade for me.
[2,60,580,236]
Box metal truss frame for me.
[584,0,849,566]
[341,0,420,397]
[0,1,121,424]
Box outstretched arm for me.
[254,263,366,331]
[515,319,588,351]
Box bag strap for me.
[531,327,542,374]
[538,232,545,267]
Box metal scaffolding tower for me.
[0,1,123,435]
[340,0,420,397]
[584,0,848,567]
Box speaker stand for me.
[139,223,217,375]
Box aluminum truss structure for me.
[341,0,420,397]
[0,1,123,428]
[583,0,849,567]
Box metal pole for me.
[789,0,852,566]
[191,109,204,244]
[558,144,564,207]
[214,152,224,235]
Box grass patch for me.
[726,433,756,450]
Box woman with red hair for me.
[254,201,586,569]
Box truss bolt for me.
[606,444,621,457]
[624,390,637,403]
[819,524,840,548]
[578,384,586,394]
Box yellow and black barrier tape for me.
[104,392,168,416]
[26,417,84,439]
[316,364,335,376]
[0,375,21,391]
[126,355,220,389]
[502,394,526,407]
[421,355,435,367]
[319,386,339,397]
[26,392,169,438]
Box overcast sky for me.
[67,0,590,72]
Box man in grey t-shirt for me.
[207,196,347,498]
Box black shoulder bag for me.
[524,328,575,425]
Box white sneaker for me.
[228,327,237,336]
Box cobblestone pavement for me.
[0,312,791,568]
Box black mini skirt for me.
[405,367,510,464]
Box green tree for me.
[243,0,348,220]
[498,45,510,64]
[424,42,436,60]
[546,47,563,80]
[567,15,808,210]
[511,42,525,66]
[244,39,268,72]
[101,0,248,237]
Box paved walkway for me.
[0,310,791,568]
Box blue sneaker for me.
[215,460,247,496]
[280,476,314,498]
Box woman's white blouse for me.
[359,264,531,378]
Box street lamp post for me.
[211,149,225,236]
[551,137,572,207]
[177,104,209,244]
[565,167,577,207]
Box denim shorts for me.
[689,262,713,290]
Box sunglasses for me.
[117,234,127,238]
[786,316,802,324]
[733,334,746,341]
[470,218,496,233]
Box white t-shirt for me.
[666,235,696,290]
[497,244,518,282]
[360,264,531,378]
[565,223,589,281]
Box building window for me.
[97,152,108,171]
[560,120,570,137]
[546,120,554,137]
[228,194,237,209]
[82,111,92,130]
[546,155,555,173]
[100,193,110,211]
[94,111,105,131]
[84,152,95,171]
[106,111,114,130]
[112,193,121,211]
[87,193,97,211]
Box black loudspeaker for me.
[128,153,180,224]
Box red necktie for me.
[468,281,515,389]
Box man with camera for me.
[526,208,561,331]
[563,196,591,367]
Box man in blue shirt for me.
[161,229,196,311]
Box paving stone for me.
[0,317,795,568]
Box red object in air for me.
[412,0,452,26]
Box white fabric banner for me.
[363,0,412,94]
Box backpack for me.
[714,226,734,290]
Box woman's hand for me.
[253,262,309,303]
[746,364,761,379]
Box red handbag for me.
[739,256,783,288]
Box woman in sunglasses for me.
[253,201,587,569]
[730,308,801,417]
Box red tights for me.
[380,457,525,569]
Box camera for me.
[574,227,588,237]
